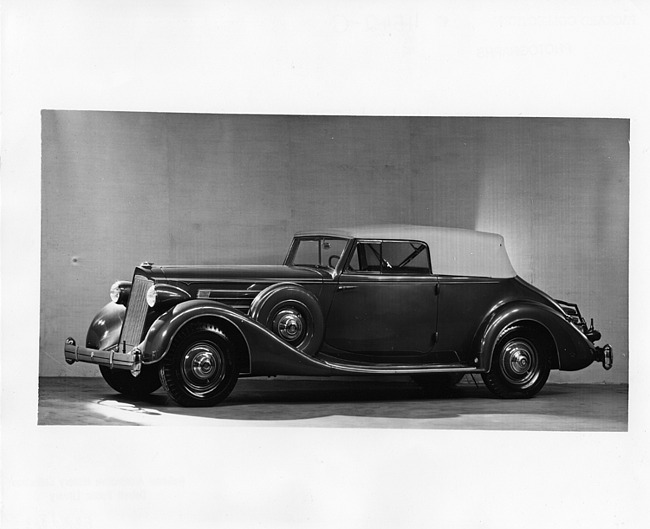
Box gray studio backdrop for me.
[41,111,629,383]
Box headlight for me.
[145,284,190,308]
[110,281,131,305]
[146,285,157,307]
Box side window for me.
[346,245,360,271]
[346,241,431,274]
[346,243,381,272]
[382,241,430,274]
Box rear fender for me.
[476,300,595,372]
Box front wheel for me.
[481,327,551,399]
[160,322,239,407]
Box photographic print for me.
[3,2,648,528]
[38,112,628,430]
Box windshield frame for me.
[284,236,352,275]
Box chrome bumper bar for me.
[64,338,142,376]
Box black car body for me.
[64,225,612,406]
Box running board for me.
[320,362,483,375]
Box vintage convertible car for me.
[64,225,612,406]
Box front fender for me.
[138,299,337,377]
[476,300,596,372]
[85,302,126,350]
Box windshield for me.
[286,237,349,270]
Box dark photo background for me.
[40,111,629,384]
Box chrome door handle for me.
[337,285,357,291]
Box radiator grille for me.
[120,274,153,349]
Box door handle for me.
[337,285,357,291]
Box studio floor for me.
[38,376,628,431]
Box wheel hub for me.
[274,309,304,342]
[510,351,530,374]
[191,350,218,380]
[500,339,539,386]
[181,342,226,395]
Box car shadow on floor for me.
[38,377,627,429]
[94,378,592,424]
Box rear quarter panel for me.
[437,275,594,371]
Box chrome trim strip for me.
[197,289,261,298]
[320,363,482,374]
[164,277,324,284]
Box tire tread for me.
[160,321,238,407]
[481,326,551,399]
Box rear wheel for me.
[481,327,551,399]
[99,364,162,399]
[160,322,239,407]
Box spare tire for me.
[249,283,324,356]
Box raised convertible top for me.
[294,224,517,279]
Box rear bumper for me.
[64,337,142,375]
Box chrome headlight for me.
[146,285,158,307]
[146,284,190,308]
[109,281,131,305]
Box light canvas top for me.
[294,224,517,279]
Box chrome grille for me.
[120,274,153,349]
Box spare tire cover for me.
[250,283,324,357]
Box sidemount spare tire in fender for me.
[249,283,324,356]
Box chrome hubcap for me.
[191,350,218,380]
[500,339,539,386]
[510,351,530,374]
[181,342,226,396]
[274,309,305,342]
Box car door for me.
[324,239,439,355]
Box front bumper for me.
[64,338,142,376]
[594,343,613,370]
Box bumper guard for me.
[64,338,142,376]
[594,344,613,370]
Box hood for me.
[156,264,327,283]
